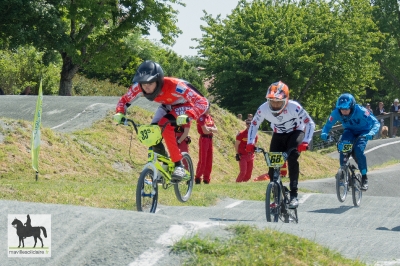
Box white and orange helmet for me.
[266,81,289,116]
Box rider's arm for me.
[115,83,143,114]
[322,109,340,134]
[177,81,209,120]
[300,108,315,143]
[367,110,381,135]
[247,104,266,145]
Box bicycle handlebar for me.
[255,146,298,162]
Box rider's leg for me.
[353,136,369,190]
[339,130,356,166]
[158,116,185,180]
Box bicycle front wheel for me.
[352,173,362,207]
[336,167,349,203]
[136,168,158,213]
[174,152,194,202]
[265,182,282,222]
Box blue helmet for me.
[336,93,356,120]
[336,93,356,110]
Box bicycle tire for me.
[174,152,194,203]
[136,168,158,213]
[352,173,362,207]
[285,208,299,223]
[265,182,281,222]
[335,167,348,203]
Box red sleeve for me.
[178,82,208,120]
[115,84,142,114]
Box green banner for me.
[32,79,43,172]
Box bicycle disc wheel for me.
[174,152,194,202]
[265,182,281,222]
[352,173,362,207]
[335,167,348,203]
[136,168,158,213]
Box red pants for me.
[176,132,189,153]
[158,116,182,163]
[235,153,255,182]
[195,137,213,183]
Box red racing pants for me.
[195,136,213,183]
[235,153,255,182]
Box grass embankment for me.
[0,105,366,265]
[0,105,338,208]
[172,225,365,266]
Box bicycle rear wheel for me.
[174,152,194,202]
[265,182,282,222]
[352,173,362,207]
[136,168,158,213]
[335,167,349,202]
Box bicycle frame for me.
[122,117,195,213]
[333,135,364,206]
[255,147,298,223]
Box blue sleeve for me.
[368,112,380,135]
[322,109,339,134]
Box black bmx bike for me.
[332,135,364,207]
[255,147,298,223]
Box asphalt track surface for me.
[1,96,400,266]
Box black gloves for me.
[235,154,241,161]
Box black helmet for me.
[132,60,164,101]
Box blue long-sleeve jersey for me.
[322,104,380,135]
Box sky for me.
[148,0,240,57]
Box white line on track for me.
[299,194,313,204]
[129,221,224,266]
[364,140,400,154]
[225,200,244,208]
[50,103,102,130]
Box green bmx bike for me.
[123,118,194,213]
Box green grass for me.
[172,224,366,265]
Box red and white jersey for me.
[116,77,208,122]
[248,100,315,144]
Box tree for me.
[370,0,400,108]
[0,0,183,95]
[197,0,383,124]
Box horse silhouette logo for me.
[11,215,47,248]
[8,214,52,257]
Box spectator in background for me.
[195,105,217,184]
[390,99,400,138]
[375,101,388,139]
[365,103,373,114]
[235,119,258,182]
[0,88,4,95]
[20,86,31,95]
[247,113,253,120]
[237,113,243,120]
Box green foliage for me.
[197,0,383,125]
[0,0,184,95]
[72,74,128,96]
[0,46,61,95]
[80,34,208,96]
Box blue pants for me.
[340,130,369,175]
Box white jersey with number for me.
[248,100,315,144]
